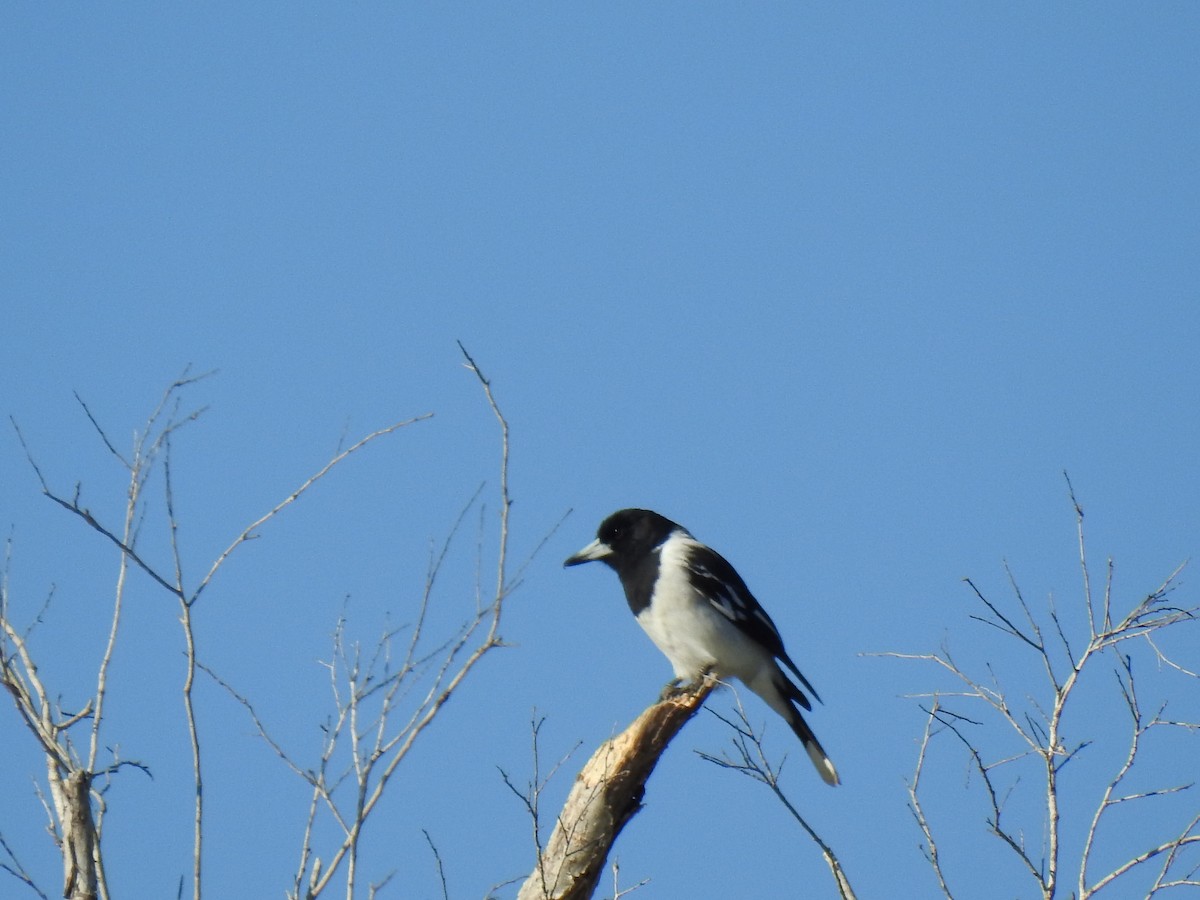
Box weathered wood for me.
[517,679,715,900]
[50,764,99,900]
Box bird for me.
[564,507,839,786]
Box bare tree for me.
[882,477,1199,898]
[3,370,430,899]
[1,347,543,900]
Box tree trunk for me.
[49,763,100,900]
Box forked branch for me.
[881,479,1199,899]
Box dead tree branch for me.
[514,678,716,900]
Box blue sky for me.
[2,5,1198,899]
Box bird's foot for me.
[659,668,717,701]
[658,677,688,701]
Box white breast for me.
[635,534,770,683]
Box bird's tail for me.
[756,669,840,786]
[785,704,840,786]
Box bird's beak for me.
[564,538,612,567]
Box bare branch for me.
[1063,471,1100,639]
[500,714,583,897]
[516,678,716,900]
[8,417,54,495]
[0,830,50,900]
[457,340,511,601]
[906,698,956,898]
[609,860,650,899]
[924,701,1045,887]
[698,693,857,900]
[72,392,131,469]
[421,830,449,900]
[964,576,1042,655]
[191,412,433,608]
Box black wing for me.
[684,543,822,705]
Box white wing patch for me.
[685,556,784,647]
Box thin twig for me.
[907,698,955,899]
[191,413,433,609]
[0,830,50,900]
[422,829,450,900]
[698,693,857,900]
